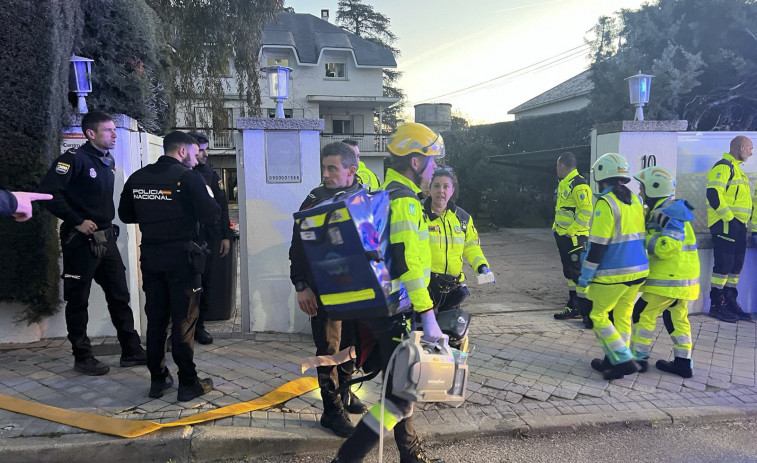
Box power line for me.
[412,43,590,104]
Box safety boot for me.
[177,377,213,401]
[399,437,443,463]
[553,305,581,320]
[656,357,693,378]
[148,371,174,399]
[708,296,739,323]
[342,389,368,414]
[725,300,753,322]
[321,404,355,437]
[74,357,110,376]
[602,359,640,381]
[590,356,611,372]
[194,327,214,344]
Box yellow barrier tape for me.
[0,376,319,438]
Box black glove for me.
[90,230,108,258]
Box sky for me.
[285,0,648,124]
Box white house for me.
[175,11,399,195]
[508,70,593,120]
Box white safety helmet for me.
[592,153,631,183]
[634,166,675,198]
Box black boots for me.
[709,293,739,323]
[592,356,647,375]
[554,305,581,320]
[399,437,443,463]
[194,327,214,345]
[321,405,355,437]
[177,377,213,401]
[149,371,174,399]
[723,288,753,322]
[342,390,368,414]
[74,357,110,376]
[656,357,693,378]
[601,359,640,380]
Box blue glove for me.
[578,264,597,289]
[420,310,443,342]
[479,265,490,274]
[578,276,590,289]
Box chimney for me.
[321,9,329,22]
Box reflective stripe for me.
[673,348,692,359]
[390,220,416,234]
[664,230,684,241]
[731,207,752,214]
[614,232,646,243]
[712,272,728,280]
[598,325,616,338]
[556,210,574,218]
[644,278,699,287]
[471,256,487,268]
[647,235,659,254]
[609,339,626,352]
[725,281,739,288]
[365,400,405,434]
[465,238,479,247]
[575,218,591,227]
[567,280,576,288]
[300,207,351,229]
[590,236,611,245]
[320,288,376,306]
[682,244,697,251]
[418,229,429,240]
[636,328,654,339]
[672,335,692,346]
[404,276,427,292]
[634,343,651,353]
[595,264,649,277]
[715,206,731,217]
[583,261,599,270]
[707,180,727,188]
[620,332,631,343]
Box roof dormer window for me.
[325,62,346,79]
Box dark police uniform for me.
[194,162,233,329]
[118,156,220,387]
[38,142,143,365]
[289,180,363,426]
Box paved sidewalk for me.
[2,306,757,462]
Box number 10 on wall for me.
[640,154,657,170]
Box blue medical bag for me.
[293,189,406,320]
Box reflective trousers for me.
[588,282,643,365]
[631,294,693,360]
[554,232,588,302]
[60,224,142,361]
[335,314,417,462]
[710,219,746,297]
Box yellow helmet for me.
[386,122,445,158]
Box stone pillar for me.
[236,118,324,333]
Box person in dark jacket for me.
[187,132,233,345]
[289,142,367,437]
[0,189,51,221]
[37,111,146,376]
[119,131,221,402]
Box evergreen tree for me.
[336,0,406,131]
[587,0,757,130]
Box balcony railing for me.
[174,128,235,150]
[320,133,390,152]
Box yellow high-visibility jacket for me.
[380,168,433,313]
[752,188,757,233]
[706,153,752,227]
[423,198,488,282]
[357,161,380,192]
[581,190,649,285]
[641,198,700,300]
[553,169,593,236]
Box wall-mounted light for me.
[69,54,94,114]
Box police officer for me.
[38,111,146,376]
[706,136,753,322]
[630,167,698,378]
[342,139,380,192]
[118,131,220,401]
[551,152,593,324]
[187,132,233,345]
[331,123,444,463]
[289,142,367,438]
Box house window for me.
[267,108,293,118]
[332,119,352,134]
[325,62,346,78]
[267,58,289,67]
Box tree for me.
[336,0,406,132]
[145,0,283,129]
[586,0,757,130]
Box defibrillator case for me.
[293,189,407,320]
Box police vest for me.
[641,198,700,300]
[129,164,188,225]
[589,191,649,284]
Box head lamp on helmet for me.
[387,122,445,158]
[592,153,631,183]
[634,166,675,198]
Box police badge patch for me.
[55,162,70,174]
[89,168,97,178]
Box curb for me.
[3,405,757,462]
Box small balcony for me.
[319,132,389,153]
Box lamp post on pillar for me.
[265,65,292,118]
[625,71,653,121]
[69,54,94,114]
